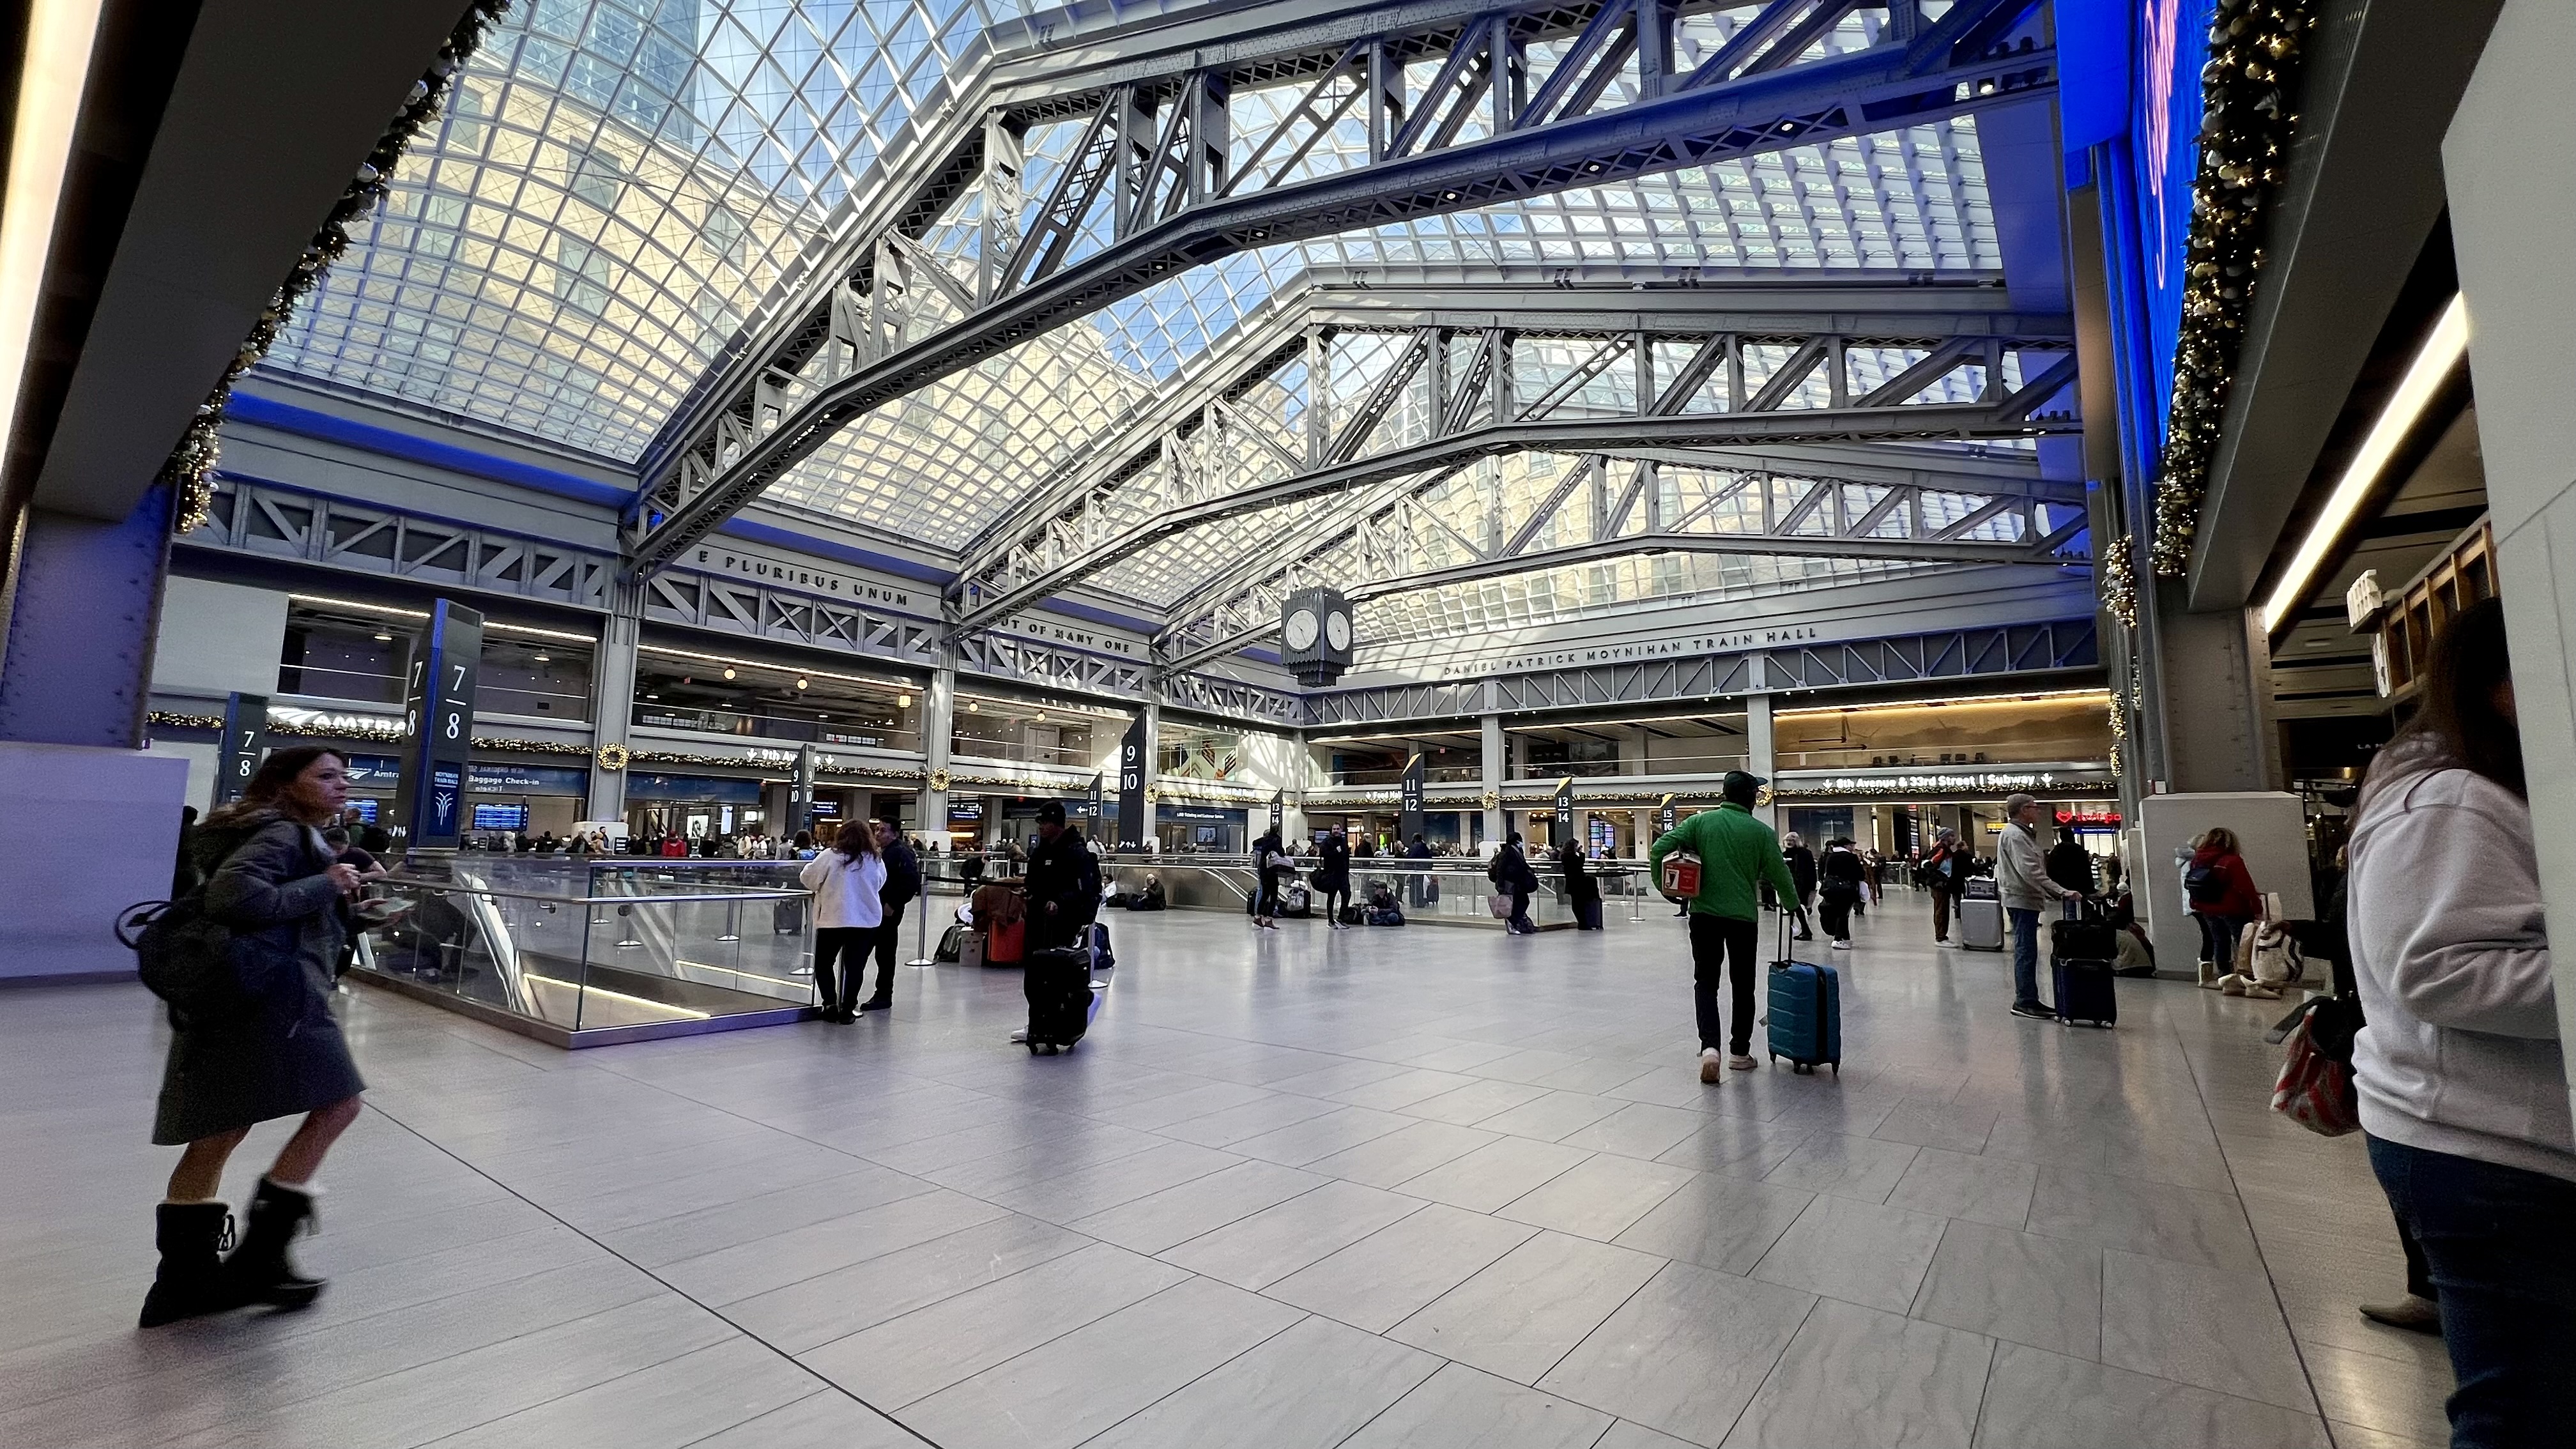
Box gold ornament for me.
[595,744,629,772]
[1480,789,1501,811]
[928,768,951,792]
[1144,785,1161,804]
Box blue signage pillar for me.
[213,693,270,806]
[390,600,482,848]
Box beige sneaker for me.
[1698,1049,1724,1084]
[1729,1054,1759,1071]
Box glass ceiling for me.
[253,0,2020,623]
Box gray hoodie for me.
[2348,765,2572,1182]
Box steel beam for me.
[624,0,2054,576]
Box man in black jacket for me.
[1781,832,1819,941]
[857,819,923,1013]
[1022,801,1100,952]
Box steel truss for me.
[625,0,2054,575]
[924,298,2080,656]
[1151,439,2085,671]
[1303,617,2097,725]
[185,475,615,610]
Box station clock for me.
[1280,586,1354,686]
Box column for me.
[1479,712,1505,843]
[586,581,641,822]
[1745,692,1777,830]
[918,661,956,849]
[0,487,192,981]
[2147,592,2281,792]
[2445,0,2576,1064]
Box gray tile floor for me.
[0,893,2451,1448]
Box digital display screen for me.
[346,799,379,824]
[471,803,528,831]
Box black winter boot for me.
[139,1202,240,1328]
[220,1178,324,1311]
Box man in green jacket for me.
[1650,771,1798,1084]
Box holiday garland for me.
[2147,0,2319,576]
[164,2,514,535]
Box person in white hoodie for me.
[2348,598,2571,1445]
[799,821,885,1023]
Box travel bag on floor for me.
[2048,896,2119,962]
[935,922,967,963]
[1576,898,1603,930]
[1957,895,2004,952]
[1023,946,1097,1052]
[1767,914,1841,1075]
[2050,897,2117,1026]
[1338,904,1365,926]
[986,916,1025,965]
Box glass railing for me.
[1320,764,1484,787]
[1092,855,1643,929]
[633,703,921,751]
[349,857,820,1044]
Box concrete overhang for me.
[2184,0,2504,611]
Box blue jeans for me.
[2369,1134,2576,1448]
[2007,906,2042,1008]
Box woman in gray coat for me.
[141,746,369,1327]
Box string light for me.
[2149,0,2320,576]
[164,3,514,533]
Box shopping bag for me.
[1659,851,1701,898]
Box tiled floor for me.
[0,893,2452,1448]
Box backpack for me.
[2183,862,2228,907]
[116,826,284,1018]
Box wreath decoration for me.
[1480,789,1501,811]
[928,768,951,792]
[595,744,629,772]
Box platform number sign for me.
[213,694,270,805]
[1114,715,1148,853]
[390,599,484,849]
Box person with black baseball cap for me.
[1022,801,1100,954]
[1650,770,1798,1084]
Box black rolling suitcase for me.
[2051,897,2117,1028]
[1023,946,1096,1054]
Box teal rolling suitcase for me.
[1767,915,1841,1075]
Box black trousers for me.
[813,926,874,1013]
[1818,889,1855,940]
[1321,882,1350,919]
[1688,913,1761,1054]
[865,902,906,1003]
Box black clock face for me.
[1324,610,1350,651]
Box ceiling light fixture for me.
[795,677,809,690]
[2259,294,2469,634]
[896,693,912,708]
[722,667,736,679]
[0,0,105,477]
[532,653,549,663]
[372,631,393,642]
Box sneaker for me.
[1830,940,1851,951]
[1698,1049,1724,1084]
[856,997,893,1014]
[2220,974,2248,997]
[2358,1295,2441,1336]
[2011,1000,2055,1022]
[1008,1028,1029,1043]
[1729,1054,1758,1071]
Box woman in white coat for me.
[799,821,885,1023]
[2349,597,2570,1443]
